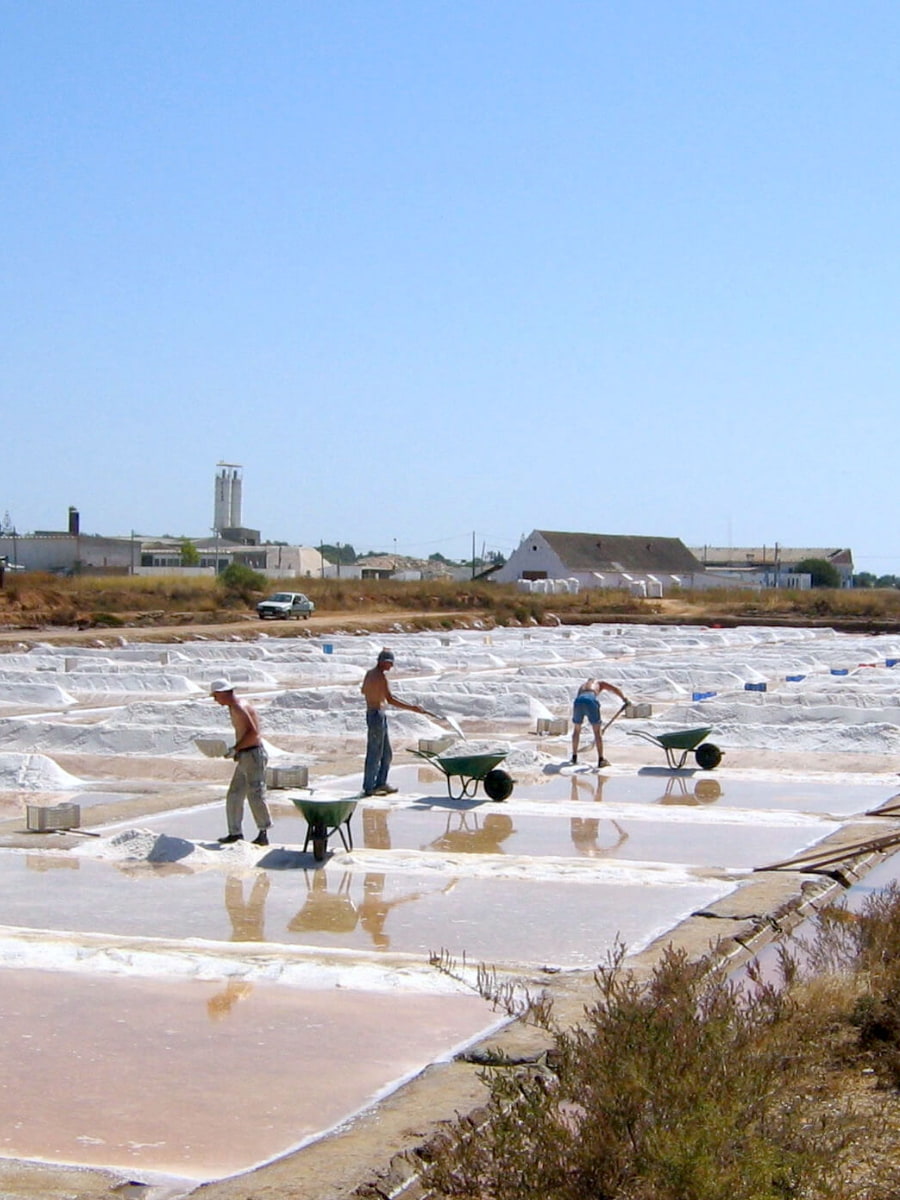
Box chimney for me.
[68,507,80,536]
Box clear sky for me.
[3,2,899,573]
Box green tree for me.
[180,538,200,567]
[318,543,356,565]
[220,562,266,602]
[795,558,841,588]
[876,574,900,589]
[853,572,877,588]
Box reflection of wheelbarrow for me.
[291,796,358,861]
[408,749,514,801]
[627,726,723,770]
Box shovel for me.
[601,700,630,734]
[423,708,468,741]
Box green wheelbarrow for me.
[291,796,358,861]
[627,726,723,770]
[409,748,514,801]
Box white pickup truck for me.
[255,591,315,620]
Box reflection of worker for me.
[358,873,447,951]
[207,979,253,1021]
[570,817,628,857]
[210,678,272,846]
[360,649,428,797]
[363,807,392,850]
[224,873,269,941]
[571,678,629,768]
[570,772,607,804]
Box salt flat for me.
[0,622,898,1197]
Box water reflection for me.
[286,867,456,951]
[658,777,722,805]
[363,807,391,850]
[26,855,79,872]
[207,979,253,1021]
[225,873,269,941]
[570,818,628,857]
[288,870,358,934]
[569,773,608,803]
[423,811,515,855]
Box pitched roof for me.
[692,547,853,567]
[537,531,704,574]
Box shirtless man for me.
[210,678,272,845]
[360,649,428,797]
[571,678,629,768]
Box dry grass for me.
[1,573,900,631]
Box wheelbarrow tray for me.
[291,796,358,861]
[409,748,509,799]
[627,727,722,770]
[654,727,713,751]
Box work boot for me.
[218,833,243,844]
[570,754,578,765]
[374,784,398,795]
[597,758,610,769]
[252,830,269,847]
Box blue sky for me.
[3,2,899,573]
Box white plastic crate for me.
[266,765,309,790]
[194,737,229,758]
[418,736,454,755]
[27,802,81,832]
[624,702,652,719]
[536,717,568,736]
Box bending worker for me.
[571,677,629,768]
[210,678,272,846]
[360,648,429,797]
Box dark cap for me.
[377,649,395,664]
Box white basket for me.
[27,802,81,832]
[266,765,309,789]
[536,717,568,736]
[194,737,229,758]
[418,736,454,755]
[624,702,652,719]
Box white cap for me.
[209,678,233,695]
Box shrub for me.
[219,562,266,603]
[428,944,857,1199]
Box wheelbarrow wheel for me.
[694,742,723,770]
[483,768,514,802]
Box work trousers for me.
[225,745,271,835]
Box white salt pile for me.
[0,753,83,790]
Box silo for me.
[214,463,243,532]
[214,468,231,533]
[229,469,242,528]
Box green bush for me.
[428,944,856,1199]
[219,562,266,603]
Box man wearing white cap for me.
[209,679,272,846]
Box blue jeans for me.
[364,708,391,794]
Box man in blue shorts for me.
[571,678,629,768]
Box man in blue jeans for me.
[360,649,428,797]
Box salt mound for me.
[0,753,83,790]
[74,827,254,865]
